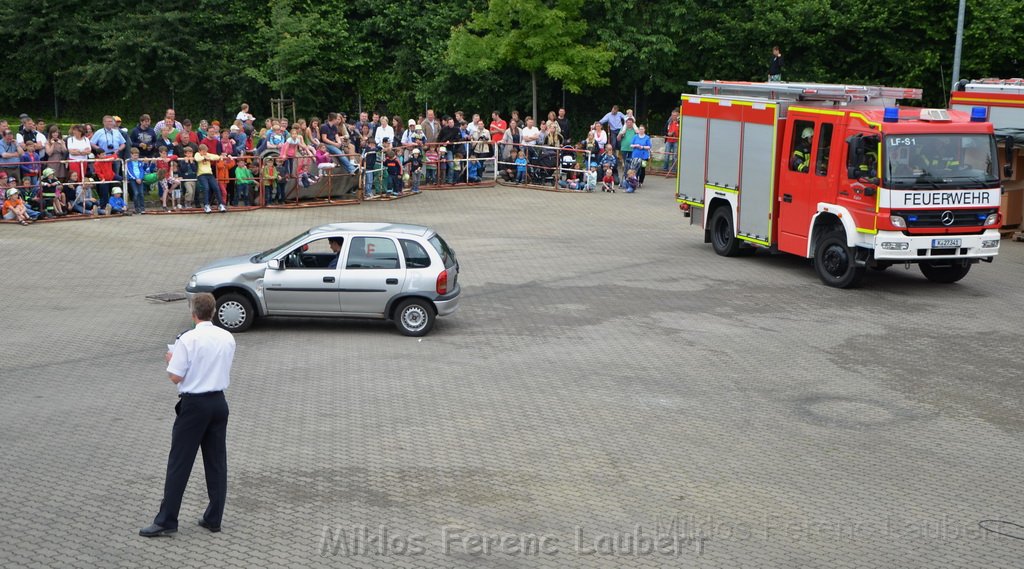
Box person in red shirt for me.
[663,108,679,174]
[489,111,507,143]
[200,125,222,155]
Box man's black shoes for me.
[198,518,221,533]
[139,524,177,537]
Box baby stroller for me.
[529,147,557,186]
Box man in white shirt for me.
[141,293,237,537]
[520,117,540,161]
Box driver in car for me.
[327,237,343,269]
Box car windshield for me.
[253,230,311,262]
[428,234,457,269]
[884,134,999,189]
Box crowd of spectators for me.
[1,103,679,223]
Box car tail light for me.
[436,270,448,295]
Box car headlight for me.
[984,213,999,226]
[188,274,197,289]
[890,215,907,229]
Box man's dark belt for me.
[179,390,224,398]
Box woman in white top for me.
[591,122,608,150]
[66,124,93,180]
[374,116,395,146]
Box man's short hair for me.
[182,119,192,127]
[327,112,338,121]
[191,293,216,321]
[328,237,343,246]
[140,114,151,122]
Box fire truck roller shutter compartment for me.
[737,105,778,243]
[678,97,709,206]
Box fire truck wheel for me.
[919,261,971,283]
[814,232,865,288]
[709,207,741,257]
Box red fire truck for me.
[676,81,1003,287]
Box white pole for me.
[951,0,966,90]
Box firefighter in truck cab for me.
[790,127,813,173]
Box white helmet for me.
[6,188,18,198]
[801,127,814,139]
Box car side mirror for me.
[267,259,282,270]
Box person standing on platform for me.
[769,46,784,82]
[140,293,236,538]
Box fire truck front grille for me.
[892,209,996,228]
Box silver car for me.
[185,222,461,336]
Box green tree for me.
[244,0,359,115]
[446,0,615,120]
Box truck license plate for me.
[932,238,961,248]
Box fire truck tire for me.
[814,232,865,288]
[919,261,971,283]
[709,208,741,257]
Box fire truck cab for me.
[676,81,1002,288]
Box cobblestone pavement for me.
[2,177,1023,568]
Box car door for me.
[339,235,406,316]
[263,236,343,315]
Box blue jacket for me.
[109,195,127,210]
[126,159,151,181]
[130,125,158,157]
[177,159,198,179]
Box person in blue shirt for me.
[599,144,619,186]
[130,114,158,158]
[108,187,131,215]
[514,151,528,183]
[599,105,627,157]
[126,147,153,214]
[90,115,127,162]
[630,125,652,187]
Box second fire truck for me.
[676,81,1002,287]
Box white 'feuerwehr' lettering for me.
[901,191,995,207]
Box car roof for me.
[310,222,433,237]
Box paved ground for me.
[2,176,1023,568]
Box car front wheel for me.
[214,292,256,332]
[394,298,435,337]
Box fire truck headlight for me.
[880,242,910,250]
[889,215,907,228]
[982,240,1000,249]
[984,213,999,226]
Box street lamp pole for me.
[951,0,966,90]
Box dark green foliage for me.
[0,0,1020,129]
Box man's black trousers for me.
[153,392,229,529]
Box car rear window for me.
[346,237,400,269]
[401,239,431,268]
[428,235,457,269]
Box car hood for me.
[196,252,264,273]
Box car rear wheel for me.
[919,261,971,283]
[394,298,435,337]
[214,292,256,332]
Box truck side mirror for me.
[846,135,864,179]
[1002,135,1015,179]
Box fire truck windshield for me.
[884,134,998,189]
